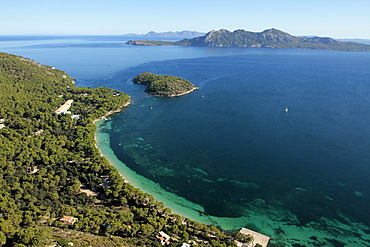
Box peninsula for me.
[133,72,198,97]
[126,28,370,52]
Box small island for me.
[133,72,198,97]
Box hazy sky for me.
[1,0,369,38]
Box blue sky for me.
[1,0,369,38]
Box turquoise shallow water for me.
[2,36,370,246]
[100,52,370,246]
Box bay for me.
[2,36,370,246]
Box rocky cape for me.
[126,28,370,51]
[133,72,198,97]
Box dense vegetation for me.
[133,72,198,97]
[126,28,370,51]
[0,52,247,246]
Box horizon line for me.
[0,30,369,40]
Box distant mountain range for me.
[337,39,370,45]
[123,30,205,38]
[126,28,370,52]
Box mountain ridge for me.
[126,28,370,51]
[144,30,206,37]
[123,30,205,38]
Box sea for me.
[1,35,370,246]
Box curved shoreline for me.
[93,106,251,231]
[93,101,131,179]
[93,102,359,246]
[94,119,370,246]
[148,86,199,97]
[92,101,131,124]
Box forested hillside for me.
[133,72,198,97]
[0,53,244,246]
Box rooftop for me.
[60,216,78,225]
[239,227,271,247]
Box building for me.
[238,228,271,247]
[27,166,39,174]
[55,99,74,114]
[59,216,78,225]
[157,231,171,245]
[32,129,44,136]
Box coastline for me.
[92,101,317,246]
[92,101,131,124]
[169,86,199,97]
[93,101,131,179]
[149,86,199,97]
[90,69,370,247]
[92,103,252,231]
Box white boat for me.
[285,107,289,113]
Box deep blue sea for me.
[1,35,370,246]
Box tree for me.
[140,223,155,237]
[17,227,52,246]
[0,52,235,246]
[0,231,6,245]
[232,231,253,243]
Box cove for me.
[97,51,370,246]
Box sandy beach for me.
[93,100,131,179]
[92,101,131,124]
[92,106,252,231]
